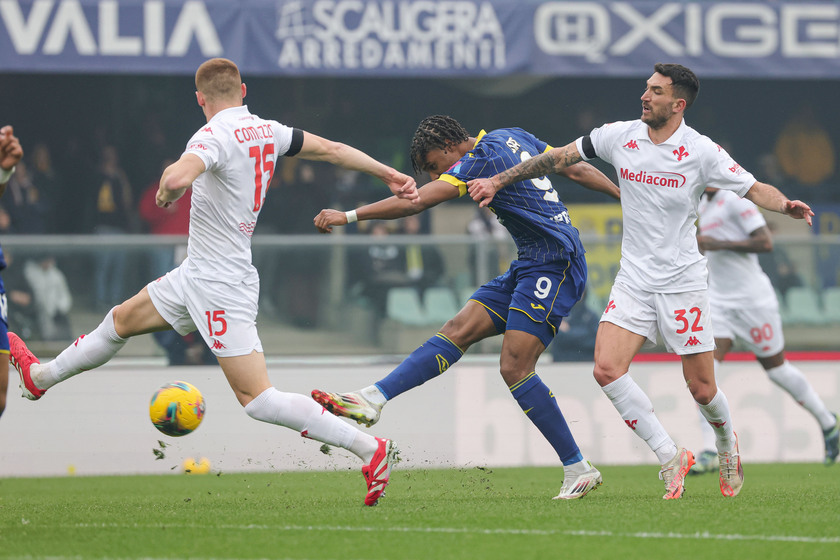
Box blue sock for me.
[510,372,583,465]
[375,333,464,400]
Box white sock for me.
[36,307,127,390]
[697,404,717,452]
[564,458,593,476]
[698,389,736,453]
[360,384,387,406]
[601,374,677,464]
[766,361,836,431]
[244,388,379,462]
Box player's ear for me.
[196,90,205,107]
[241,83,247,100]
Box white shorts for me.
[711,305,784,357]
[600,281,715,355]
[147,261,263,358]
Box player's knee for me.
[593,361,622,386]
[688,383,716,406]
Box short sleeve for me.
[184,128,222,171]
[700,140,756,198]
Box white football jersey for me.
[577,119,756,293]
[698,189,778,310]
[182,105,297,281]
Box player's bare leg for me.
[595,322,693,498]
[224,351,399,505]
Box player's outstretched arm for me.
[467,141,581,207]
[559,162,620,200]
[698,225,773,254]
[157,153,205,208]
[298,131,419,203]
[744,181,814,226]
[0,125,24,193]
[314,180,458,233]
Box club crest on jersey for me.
[673,146,689,161]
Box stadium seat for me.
[821,287,840,324]
[424,287,461,324]
[386,288,429,326]
[781,286,827,325]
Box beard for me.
[641,109,670,130]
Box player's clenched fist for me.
[313,208,348,233]
[0,125,24,173]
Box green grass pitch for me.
[1,464,838,559]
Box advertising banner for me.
[2,1,840,77]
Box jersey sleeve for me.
[271,122,301,156]
[699,138,756,198]
[439,154,494,197]
[579,121,629,165]
[184,128,222,172]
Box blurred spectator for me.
[152,330,216,366]
[90,145,137,310]
[757,222,804,302]
[27,143,64,232]
[4,161,49,233]
[138,159,188,279]
[467,206,510,284]
[353,218,444,326]
[23,255,73,340]
[549,293,599,362]
[3,250,38,341]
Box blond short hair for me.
[195,58,242,103]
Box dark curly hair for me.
[409,115,469,175]
[654,63,699,108]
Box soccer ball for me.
[149,381,206,437]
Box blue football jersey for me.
[439,128,584,262]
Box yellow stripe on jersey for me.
[439,130,491,197]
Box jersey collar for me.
[642,118,688,146]
[210,104,249,123]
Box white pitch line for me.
[63,523,840,544]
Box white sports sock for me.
[766,361,836,431]
[360,384,387,406]
[697,404,717,452]
[244,388,378,461]
[698,389,736,453]
[37,307,127,389]
[601,374,676,464]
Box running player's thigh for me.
[218,351,271,407]
[729,307,785,358]
[440,300,499,348]
[113,287,171,337]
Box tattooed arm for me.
[466,141,583,208]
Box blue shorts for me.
[467,255,587,347]
[0,284,8,353]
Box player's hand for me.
[783,200,814,226]
[0,125,24,171]
[385,171,419,204]
[696,235,714,253]
[313,208,347,234]
[466,177,501,208]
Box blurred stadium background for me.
[2,0,840,474]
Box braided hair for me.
[409,115,469,175]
